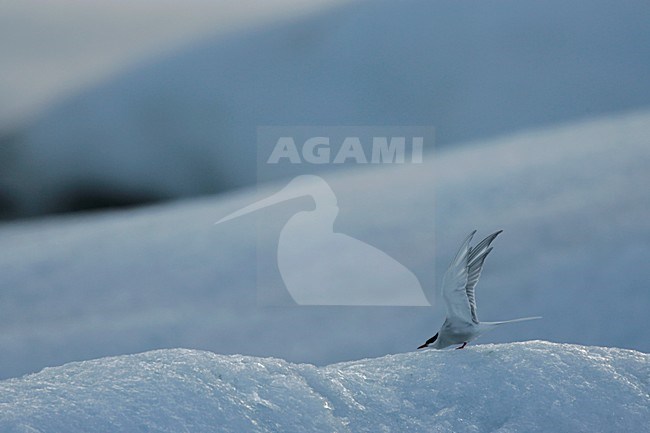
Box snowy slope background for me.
[1,342,649,432]
[0,0,347,129]
[1,110,649,380]
[2,3,648,430]
[2,0,650,217]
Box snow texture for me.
[0,110,649,380]
[1,342,648,433]
[2,0,650,216]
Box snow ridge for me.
[1,341,648,433]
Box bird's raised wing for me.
[442,230,502,325]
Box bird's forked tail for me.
[482,316,542,326]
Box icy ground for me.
[1,341,648,433]
[0,110,649,379]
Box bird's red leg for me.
[456,342,467,350]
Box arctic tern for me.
[418,230,541,350]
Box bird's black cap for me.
[417,332,438,349]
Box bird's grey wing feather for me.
[442,230,502,325]
[441,230,476,325]
[464,230,502,323]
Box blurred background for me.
[2,0,650,218]
[1,0,649,379]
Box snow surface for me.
[1,341,648,432]
[0,110,649,380]
[3,0,650,217]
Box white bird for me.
[418,230,541,350]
